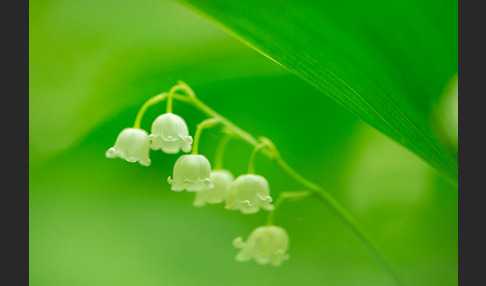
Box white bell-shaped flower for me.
[105,128,151,166]
[149,113,193,154]
[233,225,290,266]
[168,154,213,192]
[225,174,274,214]
[193,169,234,207]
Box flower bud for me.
[233,225,290,266]
[168,154,213,192]
[105,128,151,166]
[193,170,234,207]
[149,113,193,154]
[225,174,273,214]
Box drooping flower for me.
[233,225,290,266]
[168,154,213,192]
[225,174,273,214]
[105,128,151,166]
[149,113,193,154]
[193,169,234,207]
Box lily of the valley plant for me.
[106,81,404,285]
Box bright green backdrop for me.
[29,0,458,285]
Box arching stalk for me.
[171,81,404,286]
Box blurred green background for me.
[29,0,458,285]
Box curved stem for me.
[133,92,168,129]
[192,118,220,155]
[173,94,269,154]
[276,156,402,284]
[266,191,312,225]
[214,134,232,170]
[166,91,173,114]
[247,143,268,174]
[171,86,404,286]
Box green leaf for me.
[175,0,458,183]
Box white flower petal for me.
[233,226,289,266]
[150,113,192,154]
[190,169,233,201]
[225,174,273,214]
[232,237,245,248]
[168,154,212,192]
[105,128,151,166]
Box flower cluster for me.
[106,112,191,166]
[105,85,290,266]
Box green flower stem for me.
[275,154,402,284]
[214,134,232,170]
[171,81,196,98]
[192,118,220,155]
[266,191,312,226]
[167,84,182,114]
[133,92,168,129]
[171,82,404,286]
[247,143,268,174]
[166,93,173,114]
[172,88,272,158]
